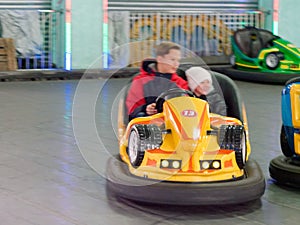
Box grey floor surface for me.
[1,77,300,225]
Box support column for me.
[52,0,66,69]
[71,0,103,70]
[71,0,103,69]
[258,0,273,32]
[52,0,103,70]
[260,0,300,47]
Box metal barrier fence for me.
[0,10,58,70]
[1,10,264,70]
[18,10,57,69]
[125,11,264,66]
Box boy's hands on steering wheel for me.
[146,103,157,115]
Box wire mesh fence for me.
[0,10,59,70]
[17,10,58,69]
[127,11,264,65]
[1,10,264,70]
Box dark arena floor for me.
[1,72,300,225]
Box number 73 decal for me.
[181,110,197,117]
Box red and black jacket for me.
[126,59,188,119]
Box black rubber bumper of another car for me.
[269,155,300,187]
[106,157,265,205]
[212,66,300,85]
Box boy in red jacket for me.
[126,42,188,120]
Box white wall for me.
[278,0,300,46]
[259,0,300,47]
[258,0,273,31]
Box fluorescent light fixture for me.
[273,0,279,35]
[102,0,109,68]
[65,0,72,70]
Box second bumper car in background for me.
[214,27,300,84]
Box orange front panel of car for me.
[163,97,210,140]
[290,84,300,128]
[129,150,244,182]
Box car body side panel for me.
[282,81,300,155]
[290,84,300,155]
[282,85,293,127]
[295,133,300,155]
[290,84,300,127]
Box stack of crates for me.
[0,38,17,71]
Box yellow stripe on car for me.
[275,40,300,57]
[258,48,279,60]
[236,62,259,69]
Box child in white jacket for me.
[186,66,227,116]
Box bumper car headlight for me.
[200,160,221,170]
[160,159,182,169]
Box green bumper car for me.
[215,27,300,84]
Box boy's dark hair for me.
[155,42,181,57]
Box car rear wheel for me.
[265,53,279,69]
[280,125,294,157]
[218,125,246,169]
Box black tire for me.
[265,53,279,70]
[106,157,265,205]
[269,155,300,187]
[280,125,294,157]
[127,125,148,167]
[218,125,246,169]
[127,124,162,167]
[233,126,247,169]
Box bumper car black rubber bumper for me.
[106,157,265,205]
[212,66,300,85]
[269,155,300,187]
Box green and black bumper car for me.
[215,27,300,84]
